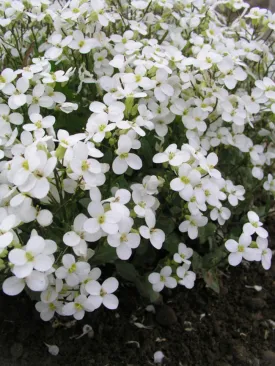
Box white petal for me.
[62,253,75,268]
[26,236,45,254]
[103,294,119,309]
[102,277,119,294]
[63,231,81,247]
[9,249,27,265]
[88,295,103,309]
[62,303,76,316]
[85,280,101,296]
[225,239,238,253]
[34,254,53,272]
[26,271,48,291]
[3,276,25,296]
[112,157,128,175]
[0,232,13,248]
[247,211,259,223]
[228,252,242,266]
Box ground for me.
[0,258,274,366]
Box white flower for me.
[87,113,116,142]
[26,84,53,113]
[210,206,231,225]
[69,30,100,54]
[255,77,275,99]
[195,45,222,70]
[121,66,156,91]
[0,68,17,91]
[84,201,120,235]
[42,71,69,84]
[218,57,247,89]
[132,190,155,218]
[112,135,142,175]
[5,77,29,110]
[111,30,134,53]
[243,211,268,238]
[176,263,196,289]
[107,217,140,260]
[70,142,102,185]
[225,181,245,207]
[173,243,193,265]
[256,237,272,270]
[0,104,23,125]
[89,100,125,122]
[37,210,53,227]
[184,107,208,132]
[170,163,201,200]
[148,266,177,292]
[62,295,95,320]
[35,300,63,321]
[139,212,165,250]
[3,271,48,295]
[59,102,78,114]
[225,234,261,266]
[153,144,189,166]
[85,277,119,310]
[0,212,17,249]
[179,214,208,240]
[154,69,174,102]
[8,236,55,278]
[55,254,90,287]
[264,174,275,193]
[63,213,95,257]
[23,113,55,133]
[200,152,221,179]
[61,0,89,20]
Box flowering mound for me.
[0,0,274,321]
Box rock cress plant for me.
[0,0,274,321]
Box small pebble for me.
[45,343,59,356]
[262,350,275,365]
[10,343,23,359]
[156,305,177,327]
[154,351,165,364]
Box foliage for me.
[0,0,274,321]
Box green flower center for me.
[120,152,129,159]
[22,161,29,170]
[49,303,56,311]
[81,161,89,171]
[181,176,190,184]
[238,245,245,253]
[120,233,128,242]
[68,263,76,273]
[26,252,34,262]
[98,215,105,224]
[74,302,83,310]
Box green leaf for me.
[91,245,117,265]
[203,269,220,294]
[140,138,153,168]
[115,261,139,283]
[191,251,203,272]
[163,232,179,254]
[198,222,216,244]
[115,261,160,302]
[136,277,160,303]
[157,216,175,235]
[202,245,227,270]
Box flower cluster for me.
[0,0,274,320]
[225,211,271,270]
